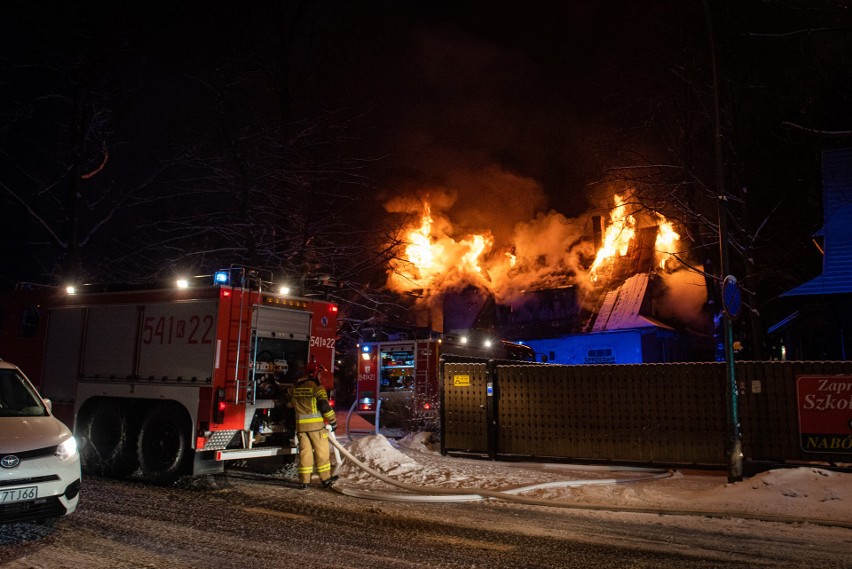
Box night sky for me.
[1,1,850,313]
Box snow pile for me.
[395,432,440,454]
[339,434,536,489]
[335,434,852,523]
[734,466,844,501]
[563,465,852,519]
[344,434,420,477]
[704,467,852,518]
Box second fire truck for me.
[355,331,534,431]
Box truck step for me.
[214,447,297,461]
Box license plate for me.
[0,486,38,503]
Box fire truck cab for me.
[0,268,338,484]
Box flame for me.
[461,234,489,273]
[407,204,438,270]
[387,192,683,300]
[388,202,494,294]
[589,194,636,280]
[655,215,680,270]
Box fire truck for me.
[354,331,534,431]
[0,267,338,484]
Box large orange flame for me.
[388,202,494,294]
[387,193,682,298]
[655,215,680,270]
[589,194,636,281]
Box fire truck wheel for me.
[137,404,191,485]
[81,401,140,479]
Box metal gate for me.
[441,359,852,466]
[441,361,489,454]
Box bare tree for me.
[590,0,852,358]
[0,2,190,286]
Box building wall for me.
[519,327,704,364]
[521,330,644,364]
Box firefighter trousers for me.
[297,429,332,484]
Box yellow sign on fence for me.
[453,374,470,387]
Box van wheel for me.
[137,405,191,485]
[81,401,139,478]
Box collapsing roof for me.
[581,225,672,332]
[496,225,680,338]
[448,221,697,342]
[592,273,672,331]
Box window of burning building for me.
[585,348,615,364]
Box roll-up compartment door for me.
[253,305,311,340]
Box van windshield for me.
[0,369,48,417]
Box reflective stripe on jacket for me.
[291,377,335,432]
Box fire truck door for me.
[42,307,85,406]
[81,304,139,381]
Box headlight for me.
[56,436,78,461]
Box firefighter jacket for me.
[291,376,335,433]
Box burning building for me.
[384,190,714,364]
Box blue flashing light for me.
[214,271,229,285]
[362,345,371,353]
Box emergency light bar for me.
[213,271,230,285]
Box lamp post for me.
[704,0,742,482]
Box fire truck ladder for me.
[228,268,270,406]
[415,340,434,401]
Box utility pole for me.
[704,0,742,482]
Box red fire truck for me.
[0,267,338,484]
[354,332,534,431]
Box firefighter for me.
[291,359,338,489]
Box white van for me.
[0,359,81,525]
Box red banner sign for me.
[796,375,852,453]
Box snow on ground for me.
[333,432,852,525]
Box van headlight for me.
[56,436,78,461]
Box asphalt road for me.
[1,467,850,569]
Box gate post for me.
[486,359,497,460]
[439,356,446,456]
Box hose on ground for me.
[327,434,852,529]
[328,433,669,504]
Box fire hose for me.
[327,430,672,506]
[325,431,852,528]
